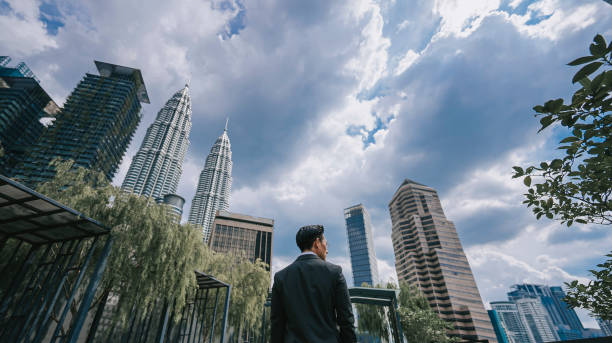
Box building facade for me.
[162,193,185,223]
[508,284,583,340]
[514,297,559,343]
[388,179,497,342]
[0,58,59,176]
[12,61,149,186]
[596,318,612,337]
[488,309,511,343]
[491,301,535,343]
[208,211,273,269]
[344,204,379,287]
[188,124,232,243]
[121,85,191,200]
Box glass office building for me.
[389,179,497,342]
[508,284,584,339]
[514,297,559,342]
[0,58,59,176]
[12,61,149,186]
[344,204,379,287]
[491,301,535,343]
[488,309,511,343]
[188,123,232,243]
[121,84,191,200]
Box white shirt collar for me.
[299,251,316,256]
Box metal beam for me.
[66,235,113,343]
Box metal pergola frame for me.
[0,174,113,343]
[99,270,232,343]
[261,286,405,343]
[349,287,404,343]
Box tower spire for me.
[224,117,229,131]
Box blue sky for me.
[1,0,611,328]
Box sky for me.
[1,0,611,329]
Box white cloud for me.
[432,0,501,38]
[506,0,600,41]
[394,49,419,76]
[0,0,58,55]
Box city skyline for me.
[3,0,611,329]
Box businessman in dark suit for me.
[271,225,357,343]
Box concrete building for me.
[491,301,535,343]
[388,179,497,342]
[344,204,379,286]
[122,85,192,201]
[209,211,273,269]
[12,61,149,186]
[188,122,232,243]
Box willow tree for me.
[33,160,270,339]
[355,282,456,343]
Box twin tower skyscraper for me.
[121,84,232,242]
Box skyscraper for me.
[209,211,274,269]
[488,309,511,343]
[12,61,149,186]
[508,284,584,339]
[0,58,59,176]
[188,123,232,242]
[514,297,559,342]
[596,318,612,336]
[121,85,192,200]
[344,204,379,286]
[491,301,535,343]
[388,179,497,342]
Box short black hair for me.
[296,225,324,252]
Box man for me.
[271,225,357,343]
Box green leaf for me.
[513,166,524,176]
[539,115,554,131]
[594,34,606,51]
[567,55,599,66]
[590,42,606,57]
[560,136,579,143]
[540,162,548,169]
[572,62,603,83]
[576,219,587,224]
[524,176,531,187]
[533,105,545,113]
[546,212,553,219]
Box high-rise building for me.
[596,318,612,336]
[508,284,584,339]
[488,309,511,343]
[514,297,559,342]
[188,123,232,242]
[162,193,185,223]
[209,211,273,269]
[344,204,379,287]
[0,59,59,176]
[12,61,149,186]
[491,301,535,343]
[388,179,497,342]
[121,85,191,200]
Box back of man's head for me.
[296,225,324,252]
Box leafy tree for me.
[564,253,612,320]
[512,34,611,226]
[355,282,456,343]
[30,160,270,339]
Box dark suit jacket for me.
[271,254,357,343]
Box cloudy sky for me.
[2,0,611,328]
